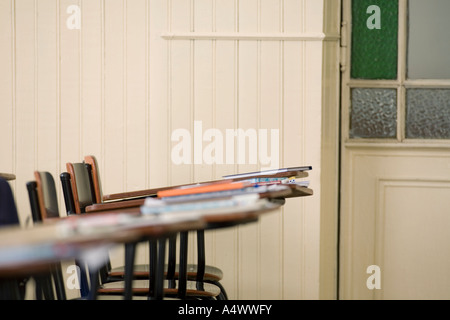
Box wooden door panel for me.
[341,147,450,299]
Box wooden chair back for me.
[66,162,95,214]
[83,155,103,203]
[34,171,60,220]
[26,172,67,300]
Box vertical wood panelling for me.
[55,0,62,212]
[102,0,128,268]
[305,0,324,33]
[170,0,193,187]
[192,0,215,280]
[303,40,322,299]
[237,0,260,300]
[149,0,169,189]
[258,0,283,300]
[81,0,103,159]
[125,0,147,191]
[169,0,196,263]
[210,0,240,299]
[103,0,125,195]
[282,0,307,299]
[36,0,58,177]
[125,0,149,268]
[60,0,81,171]
[0,0,328,300]
[0,0,14,186]
[15,0,36,224]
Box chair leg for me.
[196,230,206,283]
[148,240,157,299]
[0,279,23,300]
[34,277,43,300]
[167,235,177,289]
[154,238,167,300]
[34,273,55,300]
[124,242,137,300]
[87,265,100,300]
[75,259,90,298]
[51,263,67,300]
[197,230,228,300]
[177,232,188,300]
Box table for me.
[95,186,298,299]
[69,211,206,300]
[0,216,139,300]
[89,184,312,300]
[0,220,136,277]
[95,169,314,299]
[0,183,311,300]
[0,211,207,300]
[101,167,312,202]
[156,185,311,299]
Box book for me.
[246,175,307,183]
[222,166,312,180]
[160,184,288,203]
[141,194,260,215]
[156,180,252,198]
[249,180,310,188]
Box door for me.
[340,0,450,299]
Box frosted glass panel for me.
[408,0,450,79]
[350,88,397,139]
[406,89,450,139]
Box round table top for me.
[0,173,16,181]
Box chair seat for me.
[98,279,221,298]
[108,263,223,282]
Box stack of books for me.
[141,180,271,215]
[140,166,312,216]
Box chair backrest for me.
[26,172,69,300]
[0,178,20,227]
[34,171,60,220]
[65,162,95,214]
[83,155,103,204]
[26,181,42,223]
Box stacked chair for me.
[26,171,142,300]
[59,160,223,300]
[28,170,199,300]
[83,155,228,299]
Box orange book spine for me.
[157,181,249,198]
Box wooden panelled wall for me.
[0,0,339,299]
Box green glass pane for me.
[351,0,398,79]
